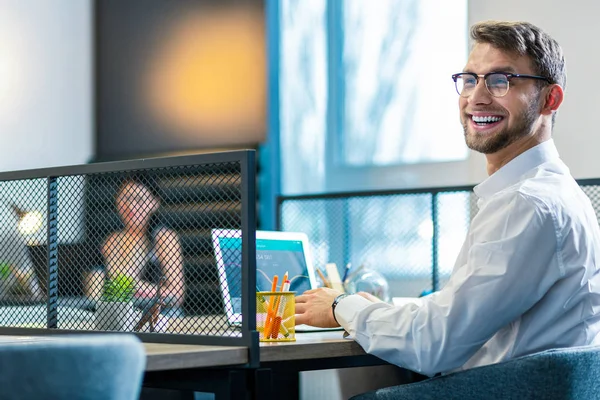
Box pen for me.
[282,271,289,290]
[279,319,290,338]
[345,264,364,284]
[257,293,268,307]
[263,275,278,340]
[257,285,268,306]
[342,263,352,283]
[271,279,291,339]
[316,268,331,288]
[265,271,287,339]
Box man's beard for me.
[462,100,539,154]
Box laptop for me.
[211,229,341,332]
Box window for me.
[279,0,328,195]
[279,0,469,195]
[334,0,468,167]
[276,0,470,291]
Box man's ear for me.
[541,84,564,114]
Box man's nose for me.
[468,79,493,105]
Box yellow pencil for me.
[316,268,331,288]
[265,271,288,339]
[263,275,278,339]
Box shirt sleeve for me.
[334,191,562,376]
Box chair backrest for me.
[0,334,145,400]
[353,345,600,400]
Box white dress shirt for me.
[335,139,600,376]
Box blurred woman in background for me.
[85,180,185,307]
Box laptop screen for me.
[212,230,316,321]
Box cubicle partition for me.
[0,150,258,356]
[277,179,600,297]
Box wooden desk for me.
[144,331,363,370]
[259,330,367,363]
[145,342,248,371]
[144,331,392,400]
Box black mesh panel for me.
[0,153,255,343]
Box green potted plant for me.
[101,274,135,302]
[95,274,136,331]
[0,263,12,299]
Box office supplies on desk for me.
[264,272,285,338]
[270,279,290,338]
[257,289,295,342]
[345,267,390,303]
[134,276,166,332]
[212,229,342,332]
[341,263,352,284]
[212,229,317,325]
[325,263,345,293]
[316,268,331,288]
[264,275,279,337]
[343,264,364,286]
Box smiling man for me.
[295,21,600,377]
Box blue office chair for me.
[0,334,145,400]
[351,345,600,400]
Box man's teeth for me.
[472,115,503,124]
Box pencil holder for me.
[256,291,296,342]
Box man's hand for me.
[356,291,384,303]
[295,287,344,328]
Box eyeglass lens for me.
[456,73,509,97]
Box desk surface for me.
[0,302,369,371]
[0,331,365,372]
[144,342,248,371]
[259,331,365,363]
[144,331,364,371]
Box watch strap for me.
[331,293,349,325]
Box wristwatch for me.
[331,293,349,324]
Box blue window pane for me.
[280,0,327,194]
[340,0,469,166]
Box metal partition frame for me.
[0,150,258,355]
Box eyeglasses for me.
[452,72,552,98]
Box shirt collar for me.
[474,139,561,199]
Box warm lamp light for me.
[11,204,43,236]
[145,8,266,145]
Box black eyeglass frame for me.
[451,72,553,97]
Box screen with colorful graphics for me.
[212,230,315,322]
